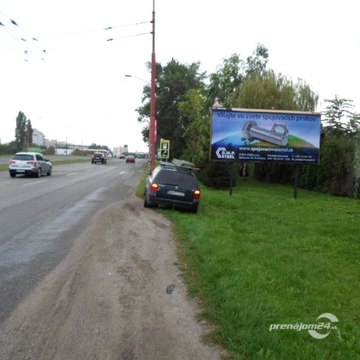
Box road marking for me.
[119,171,126,175]
[23,180,47,187]
[66,172,78,176]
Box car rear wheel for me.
[9,171,16,178]
[144,197,150,208]
[144,193,154,208]
[36,169,41,178]
[190,205,198,213]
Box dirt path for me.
[0,196,222,360]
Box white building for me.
[32,129,45,146]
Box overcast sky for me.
[1,0,359,152]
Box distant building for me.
[45,139,58,148]
[113,145,128,158]
[32,129,45,146]
[55,148,74,156]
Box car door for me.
[36,154,48,174]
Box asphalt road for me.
[0,158,146,324]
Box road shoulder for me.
[0,195,222,360]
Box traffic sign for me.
[160,139,170,159]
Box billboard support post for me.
[293,165,300,199]
[229,162,235,196]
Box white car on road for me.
[9,152,53,178]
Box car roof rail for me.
[159,159,199,171]
[171,158,199,170]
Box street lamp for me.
[124,74,149,84]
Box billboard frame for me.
[210,107,322,199]
[210,107,321,165]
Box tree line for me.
[136,44,360,198]
[0,111,34,154]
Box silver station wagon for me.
[9,152,53,178]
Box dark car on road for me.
[8,152,53,178]
[91,153,107,164]
[144,161,201,213]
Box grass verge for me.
[139,178,360,359]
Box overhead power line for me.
[0,9,151,62]
[39,20,151,39]
[0,8,47,62]
[106,31,151,42]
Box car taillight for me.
[150,183,159,193]
[193,189,201,199]
[26,161,38,165]
[9,160,16,164]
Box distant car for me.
[144,161,201,213]
[119,155,126,159]
[8,152,52,178]
[91,153,107,164]
[126,156,135,163]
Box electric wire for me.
[0,8,47,62]
[0,6,151,63]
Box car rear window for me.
[13,154,34,161]
[155,170,198,188]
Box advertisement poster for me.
[210,108,321,164]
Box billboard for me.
[210,108,321,164]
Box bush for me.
[0,141,17,155]
[301,134,355,196]
[199,161,233,188]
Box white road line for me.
[23,180,47,187]
[66,173,78,176]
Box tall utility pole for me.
[149,0,157,172]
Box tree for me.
[234,70,318,111]
[25,119,33,149]
[89,143,109,150]
[207,54,245,108]
[15,111,27,152]
[178,89,209,167]
[322,96,360,136]
[0,141,17,155]
[206,45,269,109]
[245,43,269,74]
[137,59,206,159]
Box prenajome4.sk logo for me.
[269,313,339,339]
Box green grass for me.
[151,180,360,359]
